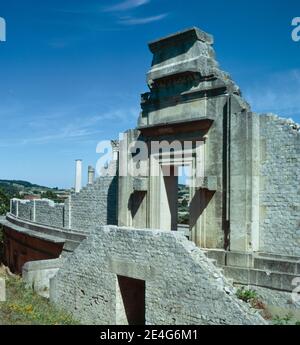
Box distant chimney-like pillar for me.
[75,159,82,193]
[88,166,95,185]
[111,140,119,161]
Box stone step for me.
[204,249,226,266]
[222,266,299,293]
[200,248,300,292]
[253,256,300,275]
[204,249,300,275]
[208,258,217,265]
[256,252,300,262]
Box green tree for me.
[0,188,9,215]
[41,190,60,203]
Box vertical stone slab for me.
[249,113,260,251]
[229,110,260,252]
[32,200,36,222]
[0,278,6,302]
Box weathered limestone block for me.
[50,226,266,325]
[132,177,148,192]
[69,175,118,232]
[196,176,218,191]
[23,258,64,298]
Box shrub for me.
[236,287,258,303]
[272,313,293,325]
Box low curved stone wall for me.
[0,214,86,274]
[2,225,64,274]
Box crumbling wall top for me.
[148,27,214,53]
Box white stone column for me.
[33,200,36,222]
[88,166,95,185]
[75,159,82,193]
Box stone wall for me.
[17,200,33,221]
[35,200,65,228]
[23,258,64,298]
[11,199,64,226]
[50,225,265,325]
[259,114,300,256]
[11,199,17,216]
[10,173,118,233]
[69,176,118,232]
[2,222,65,274]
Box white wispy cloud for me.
[0,104,138,148]
[20,128,103,146]
[103,0,150,12]
[53,1,167,31]
[244,69,300,123]
[119,13,168,25]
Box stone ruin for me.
[1,27,300,325]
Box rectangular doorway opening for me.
[160,165,178,231]
[160,164,191,232]
[177,165,191,237]
[116,275,145,325]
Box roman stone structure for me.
[118,28,300,256]
[1,27,299,324]
[50,225,265,325]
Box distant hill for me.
[0,180,49,189]
[0,180,66,215]
[0,180,52,198]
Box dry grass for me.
[0,266,78,325]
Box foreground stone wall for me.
[259,114,300,256]
[50,226,265,325]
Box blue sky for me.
[0,0,299,188]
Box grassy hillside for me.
[0,180,65,215]
[0,269,78,325]
[0,180,50,196]
[0,224,77,325]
